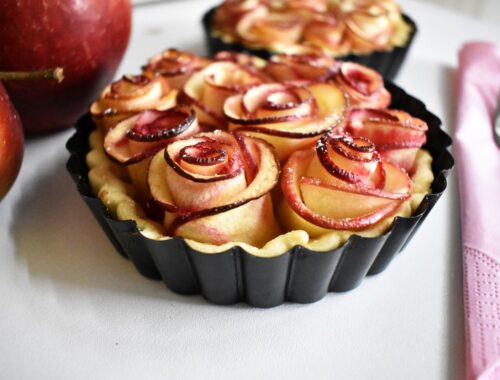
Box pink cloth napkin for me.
[455,42,500,380]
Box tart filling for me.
[85,49,434,257]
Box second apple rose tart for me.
[67,48,454,307]
[203,0,417,79]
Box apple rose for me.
[341,2,395,53]
[280,133,411,237]
[212,0,266,39]
[181,61,268,128]
[142,49,209,90]
[104,106,200,200]
[274,0,328,13]
[333,61,390,109]
[90,75,177,132]
[302,11,349,55]
[148,130,281,246]
[235,7,306,50]
[214,51,268,71]
[264,49,339,82]
[224,82,348,161]
[345,108,428,172]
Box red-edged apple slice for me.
[265,52,339,82]
[236,7,305,47]
[148,132,280,234]
[348,109,428,147]
[282,149,410,231]
[315,134,385,189]
[142,49,208,89]
[181,61,266,128]
[344,7,394,50]
[104,107,199,164]
[224,82,348,137]
[335,62,391,109]
[168,136,280,233]
[347,108,428,170]
[214,51,268,70]
[303,12,347,53]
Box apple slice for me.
[235,7,305,48]
[346,108,428,171]
[281,143,411,231]
[212,0,265,37]
[142,48,209,90]
[265,51,339,82]
[148,131,280,242]
[334,62,391,109]
[344,5,394,52]
[214,51,268,71]
[302,12,349,55]
[225,81,348,161]
[181,61,267,128]
[90,74,177,131]
[103,107,199,164]
[315,133,385,189]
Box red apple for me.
[0,0,131,134]
[0,83,23,200]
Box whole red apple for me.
[0,83,23,200]
[0,0,131,134]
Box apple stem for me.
[0,68,64,83]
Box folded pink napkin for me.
[455,42,500,380]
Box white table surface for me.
[1,1,499,379]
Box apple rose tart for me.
[68,48,453,307]
[90,74,177,132]
[181,60,269,128]
[147,130,281,246]
[224,81,348,161]
[142,49,209,90]
[204,0,415,79]
[279,133,413,239]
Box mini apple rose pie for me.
[68,49,452,307]
[204,0,416,79]
[90,74,177,132]
[181,60,269,128]
[224,81,348,161]
[279,133,413,239]
[148,130,281,246]
[142,49,209,90]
